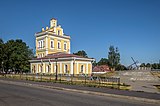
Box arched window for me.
[58,30,60,35]
[51,40,54,48]
[58,41,61,49]
[81,65,84,73]
[64,42,67,50]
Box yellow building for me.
[30,18,94,75]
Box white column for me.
[36,64,38,73]
[70,61,73,74]
[30,63,32,73]
[45,36,48,55]
[86,63,88,74]
[60,62,62,74]
[77,62,79,74]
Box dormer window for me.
[58,30,60,35]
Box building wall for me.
[31,60,92,75]
[35,19,70,58]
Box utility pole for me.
[55,58,58,81]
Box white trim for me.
[49,36,70,41]
[57,40,61,50]
[86,63,88,74]
[70,61,73,74]
[50,40,54,49]
[60,62,62,74]
[46,37,48,55]
[30,64,32,73]
[64,42,67,51]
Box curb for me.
[0,80,159,105]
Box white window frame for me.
[57,41,61,50]
[64,64,68,73]
[64,42,67,51]
[58,30,60,35]
[50,40,54,49]
[38,40,44,49]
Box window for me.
[58,41,61,49]
[65,65,68,73]
[58,30,60,35]
[51,40,54,48]
[81,65,84,73]
[64,42,67,50]
[38,40,44,49]
[48,65,50,73]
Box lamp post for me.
[2,61,4,73]
[55,58,58,81]
[73,57,75,77]
[49,59,51,74]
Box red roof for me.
[93,65,111,72]
[32,52,92,60]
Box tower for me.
[50,18,57,28]
[35,18,71,58]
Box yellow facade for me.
[30,18,94,76]
[35,18,70,58]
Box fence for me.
[0,73,121,89]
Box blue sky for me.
[0,0,160,66]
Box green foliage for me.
[140,63,160,69]
[152,63,160,69]
[108,46,120,70]
[0,39,33,73]
[97,58,109,66]
[73,50,88,58]
[0,38,4,70]
[140,63,145,67]
[115,64,127,71]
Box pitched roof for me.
[32,52,93,60]
[93,65,111,72]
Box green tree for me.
[108,46,120,71]
[0,38,4,72]
[151,63,159,69]
[73,50,88,58]
[3,39,33,73]
[146,63,151,67]
[140,63,146,67]
[115,64,127,71]
[97,58,109,66]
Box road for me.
[0,82,158,106]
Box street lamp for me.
[48,58,51,74]
[55,58,58,81]
[2,61,4,73]
[73,57,75,77]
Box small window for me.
[58,30,60,35]
[64,42,67,50]
[58,41,61,49]
[65,65,68,73]
[81,65,84,73]
[51,40,54,48]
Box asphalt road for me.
[0,82,158,106]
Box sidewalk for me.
[0,78,160,101]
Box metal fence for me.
[0,73,121,89]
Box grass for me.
[0,74,131,90]
[151,72,160,78]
